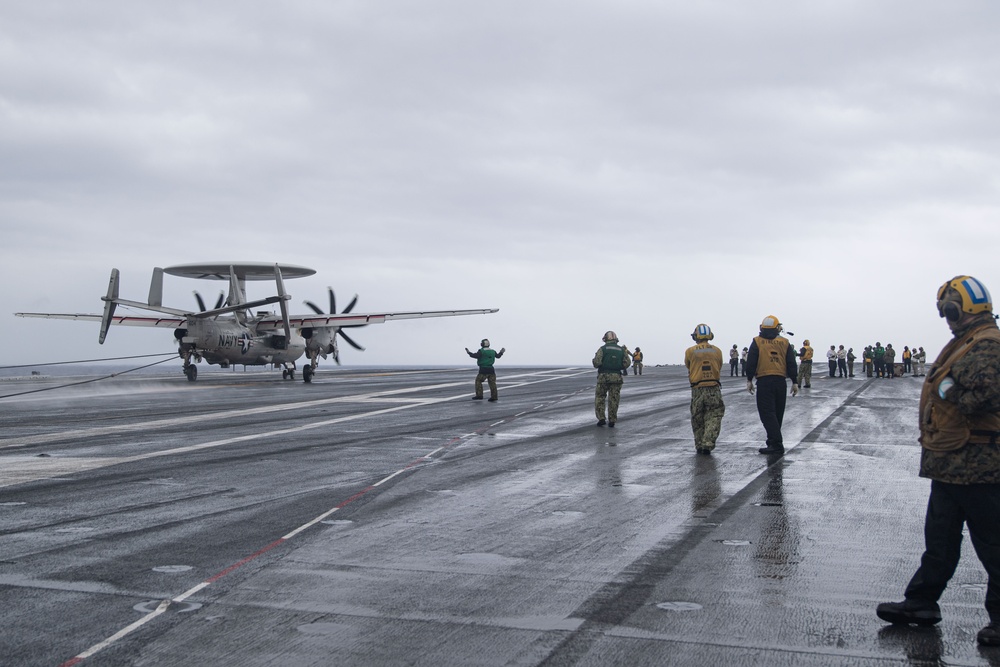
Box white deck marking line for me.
[372,469,408,486]
[0,381,466,448]
[60,600,171,666]
[54,373,581,666]
[1,371,591,488]
[2,369,590,449]
[282,507,341,539]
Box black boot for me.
[979,622,1000,646]
[875,599,941,626]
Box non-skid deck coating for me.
[0,366,995,666]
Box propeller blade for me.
[214,292,225,310]
[328,287,336,315]
[343,294,359,314]
[338,329,365,351]
[304,300,324,315]
[194,291,207,312]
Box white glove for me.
[747,380,755,395]
[937,376,955,399]
[791,383,799,397]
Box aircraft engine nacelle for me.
[174,328,188,341]
[302,327,337,359]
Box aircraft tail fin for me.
[99,268,120,344]
[148,267,164,308]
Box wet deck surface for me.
[1,366,997,666]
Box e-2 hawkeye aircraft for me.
[15,262,499,382]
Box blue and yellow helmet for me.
[692,324,714,341]
[937,276,992,320]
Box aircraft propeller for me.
[193,291,225,313]
[304,287,367,357]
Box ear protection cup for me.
[942,300,961,322]
[692,324,713,341]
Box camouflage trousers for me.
[690,385,725,451]
[475,372,498,400]
[797,362,812,387]
[595,373,624,422]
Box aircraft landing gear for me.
[282,368,295,380]
[184,365,198,382]
[302,366,314,383]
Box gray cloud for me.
[3,1,999,369]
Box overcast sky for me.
[3,1,1000,372]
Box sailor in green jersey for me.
[593,330,630,426]
[466,339,506,401]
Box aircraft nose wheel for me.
[282,368,295,380]
[184,365,197,381]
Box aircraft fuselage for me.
[179,317,305,367]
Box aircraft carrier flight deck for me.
[0,366,994,666]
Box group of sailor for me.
[467,275,1000,647]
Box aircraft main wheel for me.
[185,366,197,382]
[303,366,313,383]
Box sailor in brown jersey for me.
[877,276,1000,647]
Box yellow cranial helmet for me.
[803,339,810,346]
[937,276,993,321]
[760,315,782,331]
[692,324,713,341]
[603,330,618,343]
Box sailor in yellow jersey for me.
[684,324,725,455]
[746,315,799,456]
[797,339,814,388]
[631,346,644,375]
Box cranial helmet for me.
[603,330,618,343]
[692,324,713,341]
[803,339,810,346]
[481,339,490,348]
[937,275,993,322]
[760,315,781,331]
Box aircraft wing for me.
[255,308,500,330]
[15,313,187,328]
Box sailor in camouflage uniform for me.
[877,276,1000,647]
[685,324,725,455]
[593,331,630,426]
